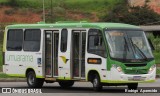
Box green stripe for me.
[7,74,44,78]
[101,80,155,83]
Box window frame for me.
[87,28,107,57]
[6,29,23,51]
[60,28,68,52]
[23,29,41,52]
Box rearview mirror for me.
[94,36,103,46]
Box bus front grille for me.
[125,64,147,67]
[124,69,148,74]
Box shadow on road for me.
[41,86,127,93]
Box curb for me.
[0,78,26,82]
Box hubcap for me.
[93,78,98,87]
[28,74,35,85]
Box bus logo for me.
[60,56,69,64]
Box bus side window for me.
[23,29,41,52]
[60,29,68,52]
[88,29,106,57]
[7,29,23,51]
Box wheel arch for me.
[25,68,35,77]
[87,70,101,82]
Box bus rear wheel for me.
[128,83,138,90]
[27,71,44,88]
[92,74,102,91]
[58,81,74,88]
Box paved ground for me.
[0,79,160,96]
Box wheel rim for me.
[28,74,35,85]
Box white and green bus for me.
[3,22,156,91]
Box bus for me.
[3,21,156,91]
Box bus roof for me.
[6,22,140,29]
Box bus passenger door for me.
[45,30,59,77]
[71,30,86,79]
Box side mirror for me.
[148,38,155,51]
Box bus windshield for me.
[105,29,154,62]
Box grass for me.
[0,72,18,78]
[0,73,12,78]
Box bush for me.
[7,0,18,7]
[147,33,160,64]
[102,2,160,25]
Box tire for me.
[92,74,102,91]
[27,71,44,88]
[59,81,74,88]
[128,83,138,90]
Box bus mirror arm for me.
[147,38,155,51]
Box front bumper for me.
[101,67,156,83]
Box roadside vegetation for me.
[0,31,3,72]
[0,73,15,78]
[148,33,160,64]
[0,0,123,22]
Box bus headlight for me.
[148,64,156,74]
[112,64,123,72]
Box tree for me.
[101,2,160,25]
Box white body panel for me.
[85,53,109,81]
[3,29,44,77]
[4,51,43,76]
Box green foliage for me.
[153,52,160,64]
[0,73,13,78]
[102,3,160,25]
[147,33,160,64]
[7,0,18,7]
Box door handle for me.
[19,65,23,66]
[4,64,9,65]
[59,67,63,68]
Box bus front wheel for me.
[128,83,138,90]
[92,74,102,91]
[27,71,44,88]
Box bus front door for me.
[71,30,86,79]
[45,30,59,77]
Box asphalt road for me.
[0,79,160,96]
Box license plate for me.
[133,76,142,81]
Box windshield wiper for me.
[129,38,148,60]
[124,37,129,51]
[123,37,129,61]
